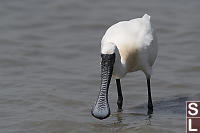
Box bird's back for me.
[101,14,158,73]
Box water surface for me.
[0,0,200,133]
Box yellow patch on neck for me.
[117,44,138,72]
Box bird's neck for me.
[112,51,127,79]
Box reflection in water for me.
[115,111,152,124]
[95,95,188,132]
[109,110,152,131]
[146,115,151,126]
[115,111,123,123]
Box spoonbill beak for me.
[91,53,115,120]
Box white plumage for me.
[101,14,158,79]
[92,14,158,120]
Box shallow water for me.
[0,0,200,133]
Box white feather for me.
[101,14,158,79]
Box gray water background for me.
[0,0,200,133]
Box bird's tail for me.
[142,14,151,21]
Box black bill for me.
[91,53,115,120]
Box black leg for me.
[116,79,123,111]
[147,78,153,114]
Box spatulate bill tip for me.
[91,105,110,120]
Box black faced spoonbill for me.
[91,14,158,120]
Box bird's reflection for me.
[112,109,152,126]
[146,113,152,125]
[116,110,123,123]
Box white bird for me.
[91,14,158,120]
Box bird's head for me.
[91,43,117,120]
[101,43,117,55]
